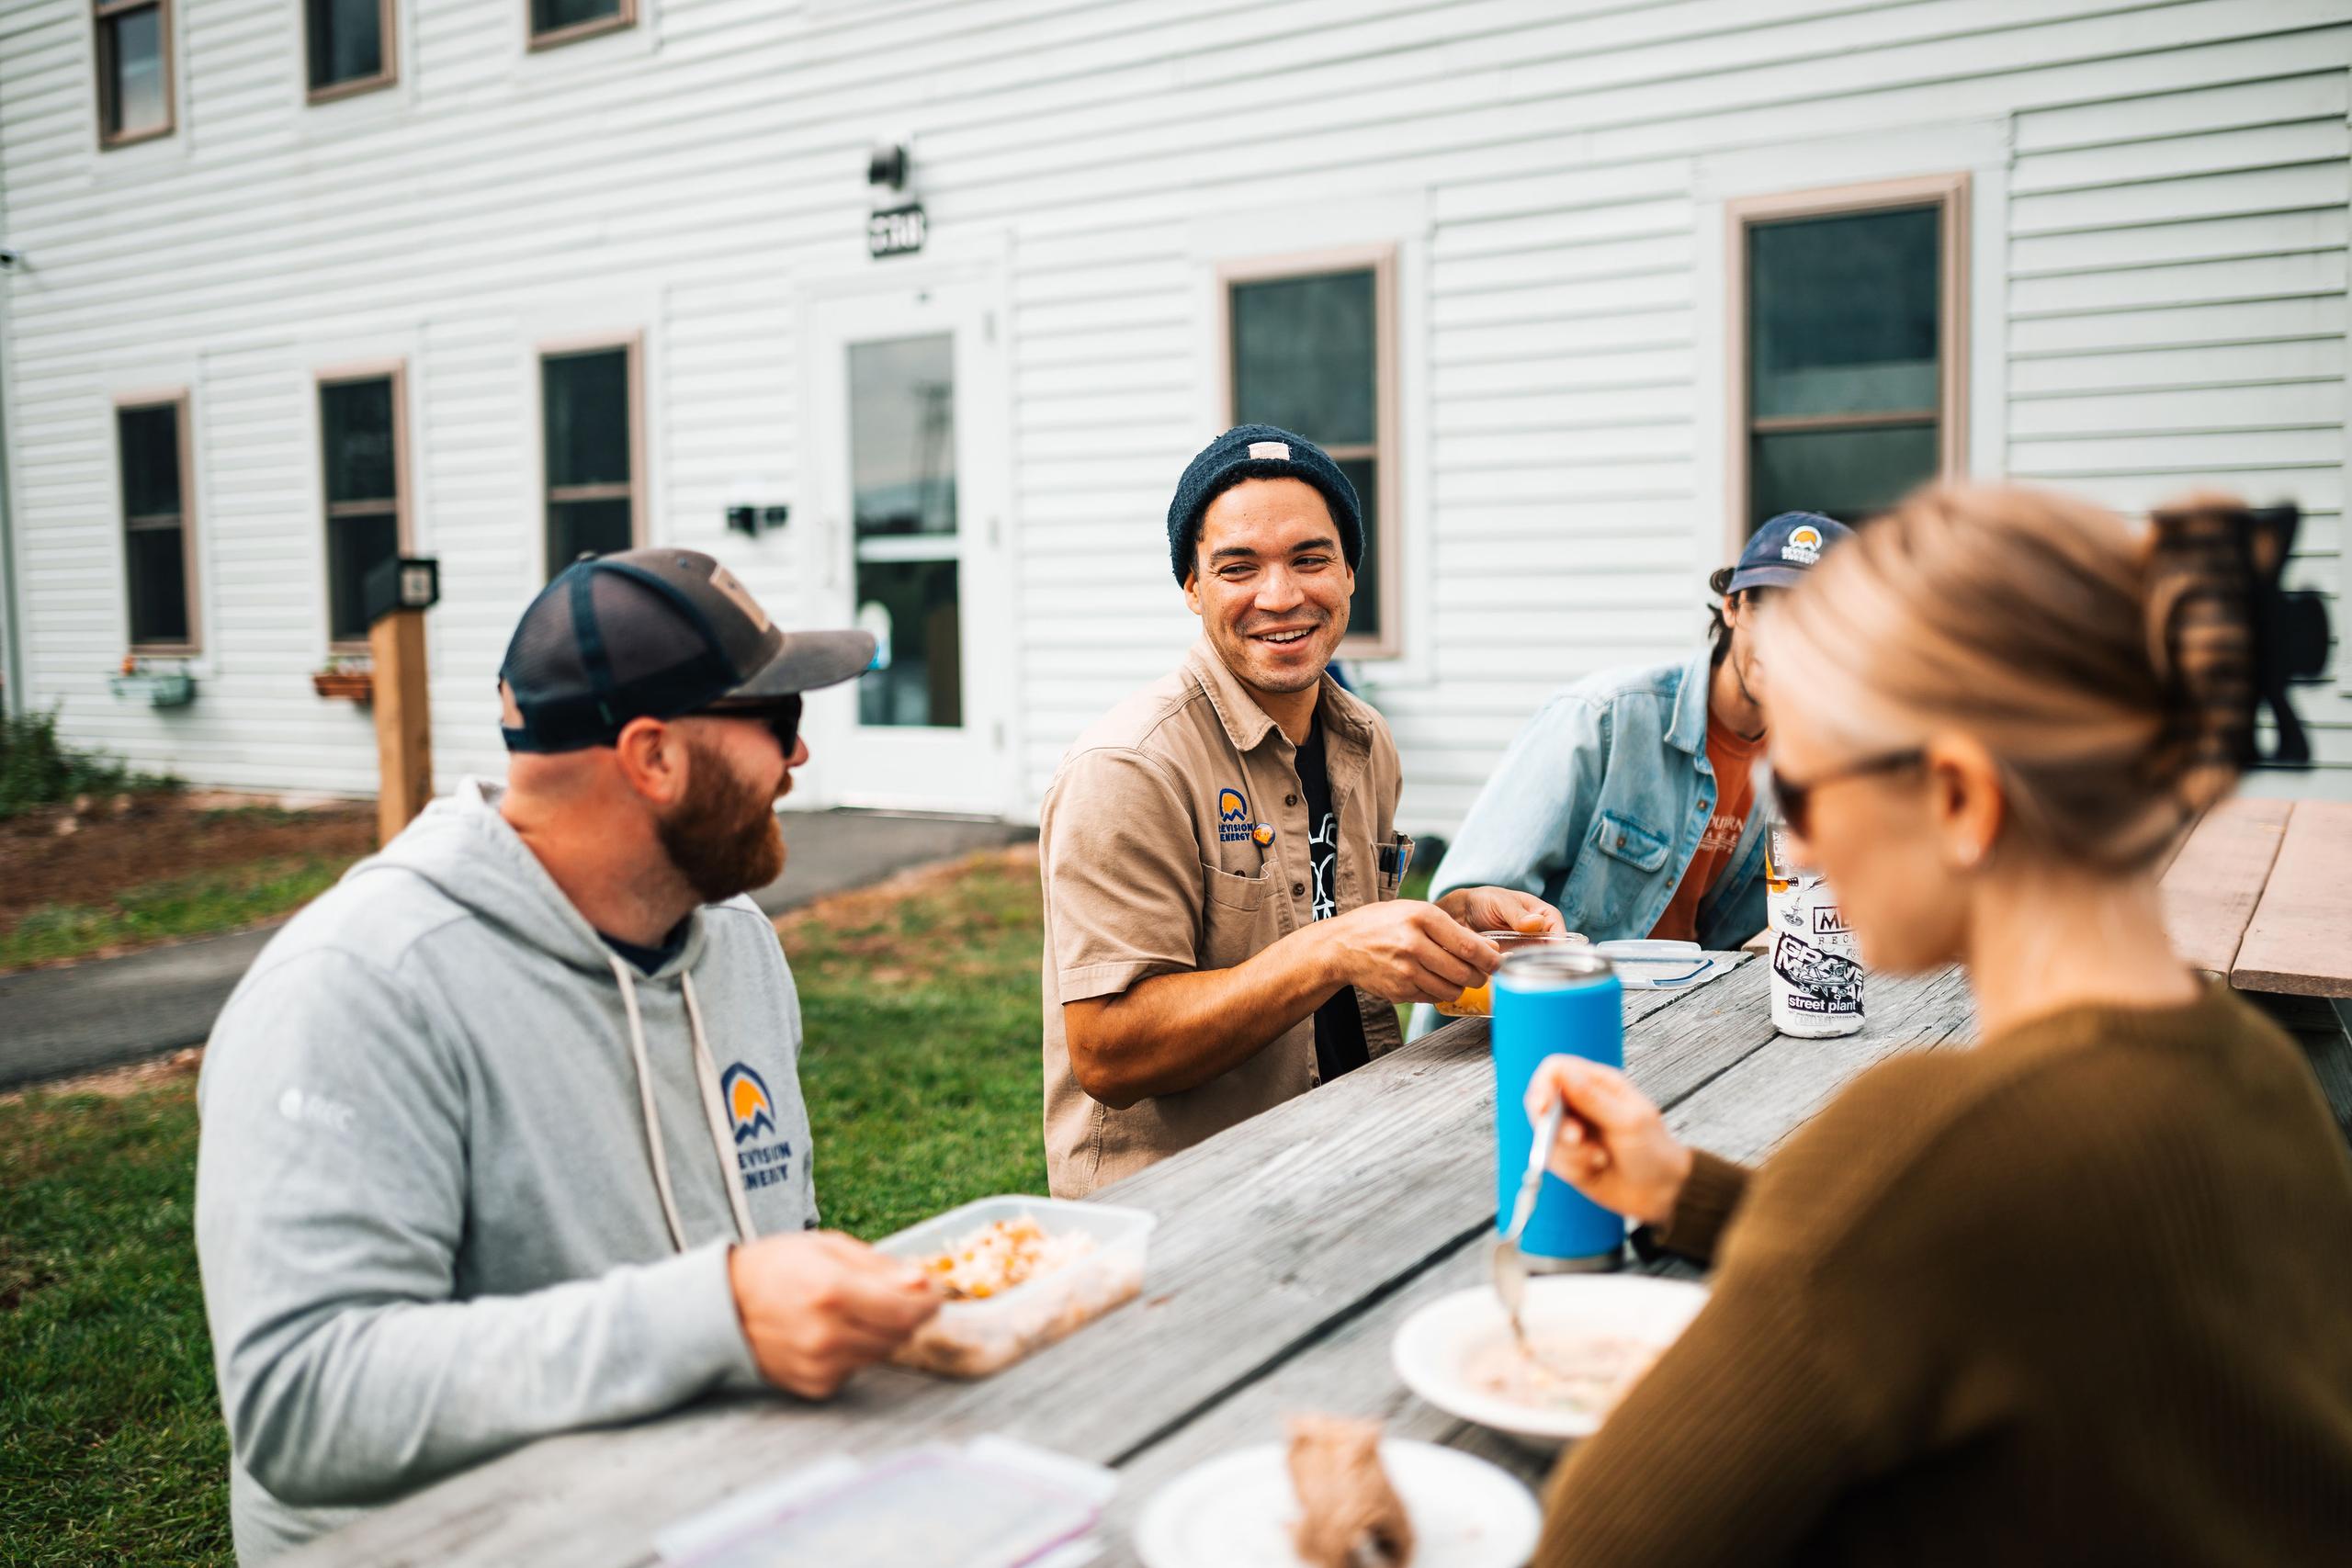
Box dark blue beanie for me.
[1166,424,1363,584]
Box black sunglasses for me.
[1758,749,1925,839]
[688,693,804,757]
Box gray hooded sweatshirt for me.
[195,778,818,1562]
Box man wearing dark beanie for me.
[1036,424,1563,1196]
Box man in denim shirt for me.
[1418,513,1853,1022]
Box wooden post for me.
[368,606,433,845]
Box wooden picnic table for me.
[2156,796,2352,1137]
[288,953,1981,1568]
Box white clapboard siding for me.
[2007,62,2352,784]
[2,1,2347,828]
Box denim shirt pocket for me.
[1588,811,1671,874]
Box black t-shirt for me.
[598,919,689,976]
[1295,717,1371,1083]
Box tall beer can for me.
[1764,820,1865,1038]
[1491,949,1625,1270]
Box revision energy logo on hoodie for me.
[722,1063,795,1191]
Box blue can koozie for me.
[1491,949,1626,1269]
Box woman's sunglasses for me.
[688,694,805,758]
[1758,749,1925,839]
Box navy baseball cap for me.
[1166,423,1363,584]
[1727,512,1855,596]
[498,549,874,753]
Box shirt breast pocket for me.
[1589,811,1671,874]
[1199,861,1280,969]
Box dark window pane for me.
[1750,207,1939,420]
[327,512,400,641]
[118,405,182,519]
[307,0,384,90]
[1334,456,1380,642]
[548,498,634,570]
[322,378,396,504]
[127,525,189,645]
[102,6,168,139]
[542,350,631,489]
[1749,424,1939,533]
[849,335,956,538]
[855,559,961,728]
[1231,270,1376,446]
[532,0,624,35]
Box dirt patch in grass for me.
[0,795,376,929]
[0,798,377,972]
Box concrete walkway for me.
[0,809,1031,1091]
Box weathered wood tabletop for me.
[288,955,1978,1568]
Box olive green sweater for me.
[1539,985,2352,1565]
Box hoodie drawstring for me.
[606,954,758,1253]
[683,972,759,1244]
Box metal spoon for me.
[1493,1099,1580,1376]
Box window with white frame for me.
[93,0,173,148]
[1731,175,1968,537]
[540,341,642,574]
[1223,250,1401,656]
[116,396,199,651]
[319,368,408,645]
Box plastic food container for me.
[875,1196,1157,1379]
[1435,931,1590,1017]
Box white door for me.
[801,278,1012,814]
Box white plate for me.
[1133,1439,1540,1568]
[1392,1276,1708,1449]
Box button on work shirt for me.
[1039,639,1408,1198]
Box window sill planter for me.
[108,671,197,707]
[311,670,375,703]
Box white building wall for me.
[0,0,2346,824]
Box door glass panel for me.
[856,559,961,728]
[849,335,956,538]
[1749,424,1939,532]
[1749,207,1940,420]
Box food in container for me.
[922,1214,1096,1302]
[876,1196,1156,1378]
[1433,930,1589,1017]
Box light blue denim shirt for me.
[1412,644,1769,1037]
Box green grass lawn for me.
[0,850,1048,1567]
[0,856,357,971]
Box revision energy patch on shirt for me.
[1217,785,1251,842]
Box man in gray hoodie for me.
[195,549,941,1562]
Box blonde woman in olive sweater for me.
[1523,484,2352,1566]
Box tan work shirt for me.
[1040,639,1408,1198]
